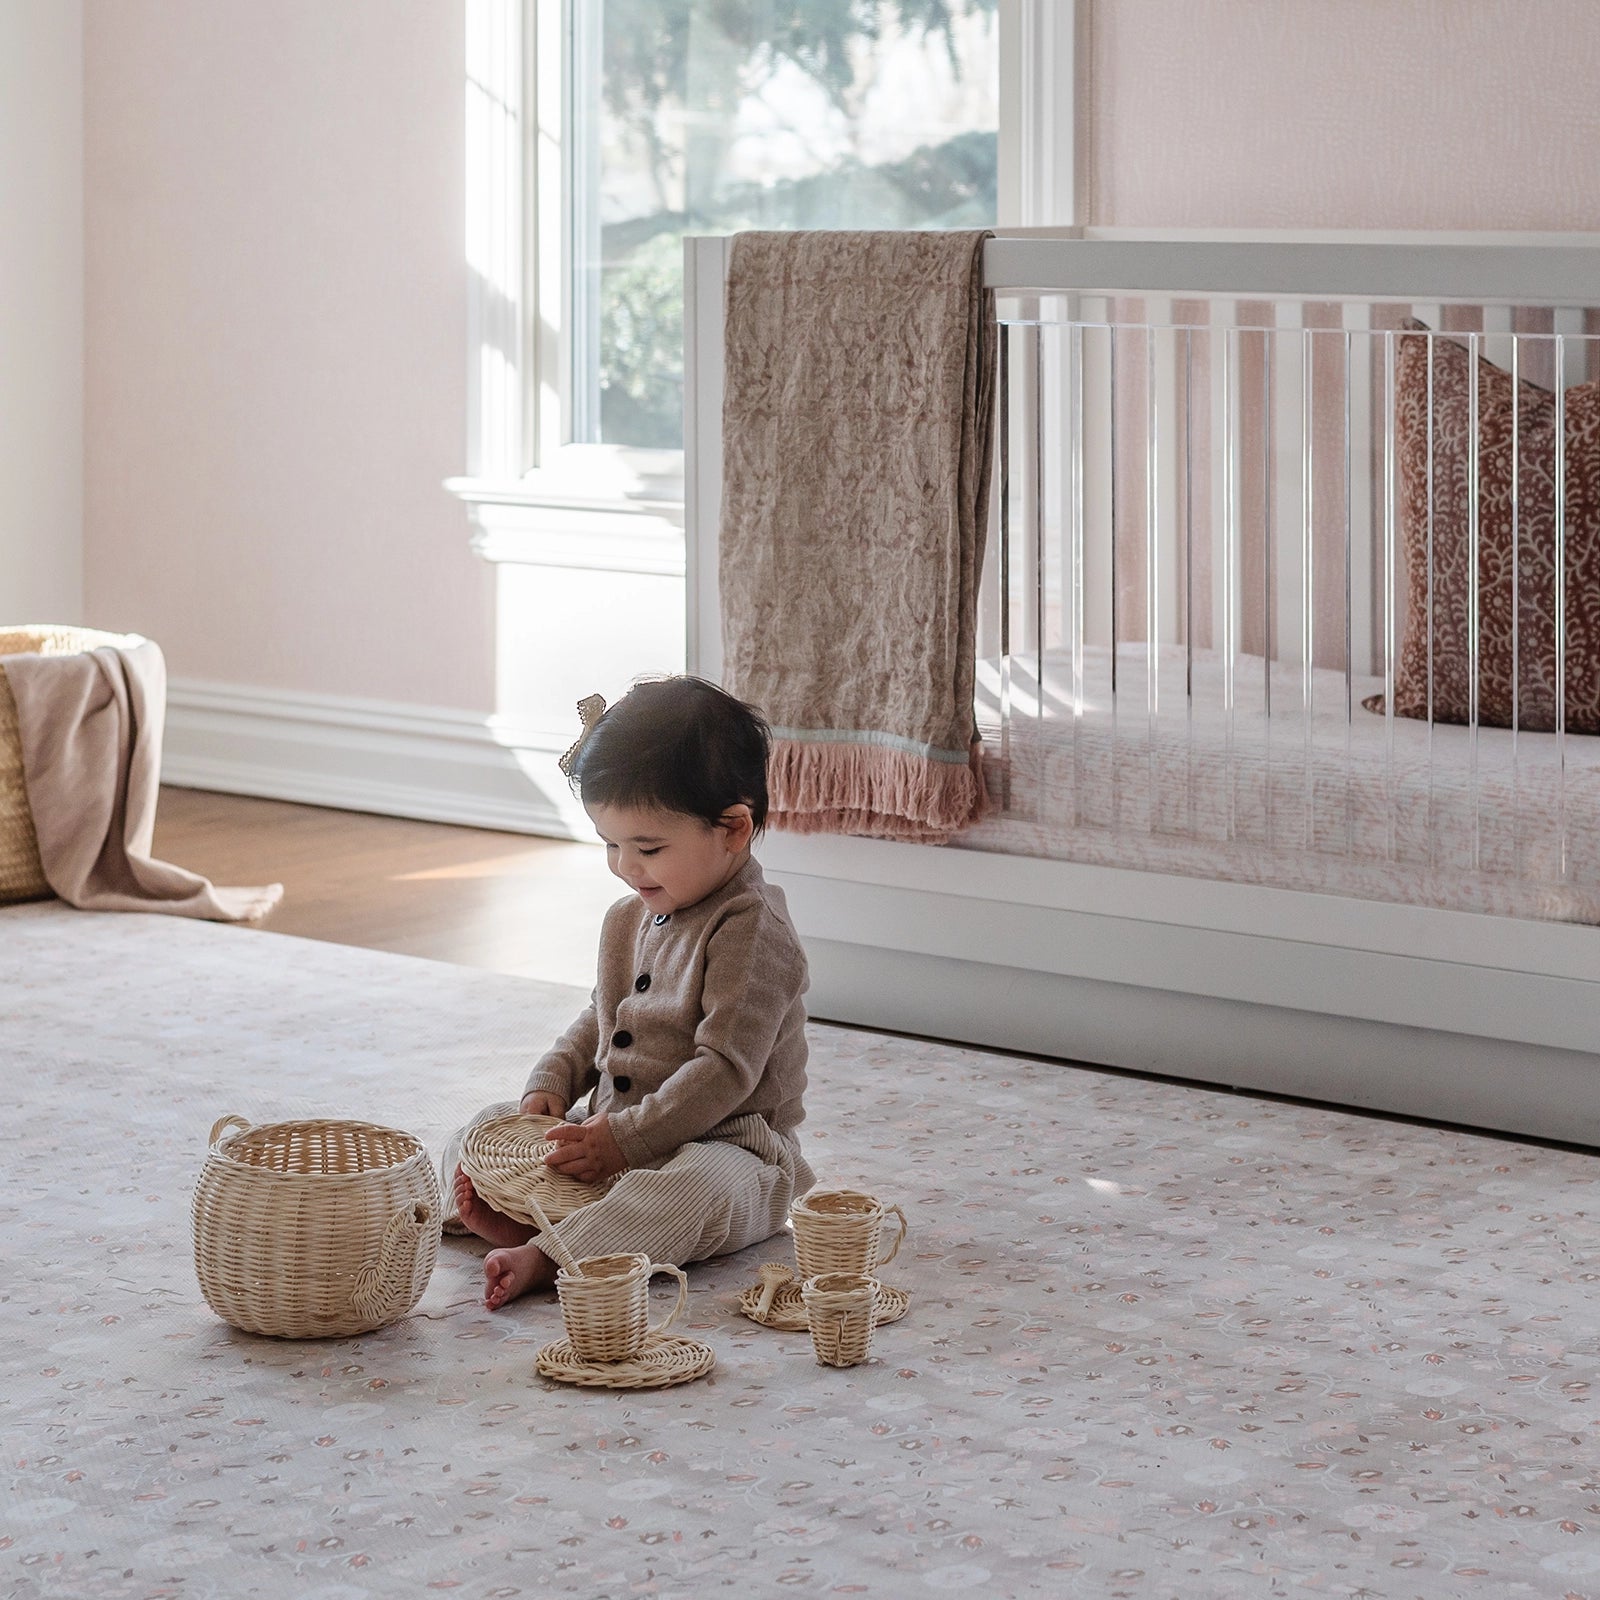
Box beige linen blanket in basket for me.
[2,631,281,921]
[719,229,996,843]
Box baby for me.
[451,676,814,1308]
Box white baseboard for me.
[161,678,590,839]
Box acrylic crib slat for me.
[1555,329,1568,879]
[997,320,1012,813]
[1510,329,1521,879]
[1070,319,1086,829]
[1467,331,1480,870]
[1382,326,1398,865]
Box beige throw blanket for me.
[4,638,282,921]
[719,230,996,843]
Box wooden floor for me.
[151,787,615,990]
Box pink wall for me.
[1,0,82,626]
[84,0,494,708]
[1087,0,1600,230]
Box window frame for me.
[448,0,1078,574]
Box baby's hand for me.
[544,1113,627,1184]
[519,1091,568,1118]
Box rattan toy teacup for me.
[192,1115,442,1338]
[790,1189,907,1280]
[555,1252,689,1363]
[801,1272,880,1367]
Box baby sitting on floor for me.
[451,676,815,1307]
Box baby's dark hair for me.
[570,676,771,833]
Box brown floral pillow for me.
[1363,323,1600,733]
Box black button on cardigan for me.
[612,1074,633,1093]
[634,974,651,992]
[612,1029,633,1048]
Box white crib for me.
[684,231,1600,1146]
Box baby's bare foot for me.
[453,1166,536,1248]
[483,1241,558,1310]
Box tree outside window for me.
[574,0,999,450]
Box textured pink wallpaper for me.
[1088,0,1600,229]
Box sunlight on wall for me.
[465,0,525,478]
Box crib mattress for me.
[961,644,1600,924]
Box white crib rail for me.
[979,236,1600,918]
[984,235,1600,306]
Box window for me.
[571,2,999,452]
[456,0,1068,541]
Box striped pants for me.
[440,1103,814,1269]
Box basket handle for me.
[645,1262,689,1338]
[208,1114,251,1147]
[351,1201,432,1322]
[873,1204,908,1269]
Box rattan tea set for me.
[192,1111,908,1389]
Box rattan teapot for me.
[192,1114,442,1338]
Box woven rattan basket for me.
[0,624,139,904]
[192,1115,443,1338]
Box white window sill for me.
[446,445,685,578]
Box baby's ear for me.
[718,803,754,850]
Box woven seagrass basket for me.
[192,1115,443,1338]
[0,624,138,904]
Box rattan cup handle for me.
[351,1201,432,1322]
[874,1205,908,1269]
[646,1263,689,1337]
[208,1114,251,1147]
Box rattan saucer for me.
[459,1112,618,1225]
[736,1271,909,1331]
[535,1333,716,1390]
